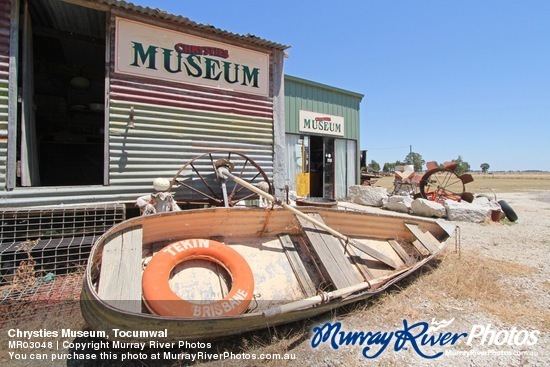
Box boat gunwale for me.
[89,205,450,248]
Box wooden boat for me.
[81,205,454,341]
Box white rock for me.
[473,196,490,205]
[348,185,388,207]
[411,198,446,218]
[473,195,503,211]
[487,200,503,211]
[444,200,492,223]
[384,195,413,213]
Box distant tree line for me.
[366,153,475,175]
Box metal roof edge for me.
[284,74,364,100]
[94,0,290,50]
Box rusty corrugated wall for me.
[107,80,275,187]
[0,0,12,187]
[106,11,277,201]
[0,1,287,207]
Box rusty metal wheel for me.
[169,151,272,207]
[419,168,465,203]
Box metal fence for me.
[0,203,125,323]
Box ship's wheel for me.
[419,161,474,203]
[169,151,273,207]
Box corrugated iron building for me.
[284,75,363,200]
[1,0,365,211]
[0,0,288,208]
[0,1,365,292]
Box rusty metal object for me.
[419,161,474,203]
[169,151,272,207]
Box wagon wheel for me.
[419,168,466,203]
[169,151,273,207]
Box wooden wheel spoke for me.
[190,162,221,200]
[175,178,222,203]
[227,158,249,199]
[420,168,465,202]
[171,151,272,207]
[439,172,461,190]
[231,171,263,198]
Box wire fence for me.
[0,203,125,325]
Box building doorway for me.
[309,136,334,199]
[17,0,106,187]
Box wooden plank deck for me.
[405,223,440,254]
[278,234,317,297]
[98,226,143,313]
[344,242,375,280]
[296,214,363,289]
[424,230,444,252]
[387,239,414,266]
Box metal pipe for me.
[263,268,411,317]
[217,167,397,269]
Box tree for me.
[404,152,425,172]
[452,156,471,175]
[383,162,395,173]
[368,160,380,172]
[480,163,490,173]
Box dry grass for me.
[9,241,39,288]
[363,250,547,329]
[199,249,548,367]
[0,301,86,365]
[1,248,546,366]
[467,172,550,193]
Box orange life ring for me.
[142,239,254,318]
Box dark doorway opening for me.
[308,136,334,199]
[18,0,106,187]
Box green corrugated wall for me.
[284,75,363,140]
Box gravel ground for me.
[282,191,549,367]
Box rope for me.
[317,290,331,303]
[343,238,350,254]
[364,279,372,291]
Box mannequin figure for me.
[136,178,181,215]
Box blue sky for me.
[136,0,549,171]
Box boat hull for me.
[81,206,452,341]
